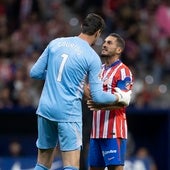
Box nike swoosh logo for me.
[108,157,114,161]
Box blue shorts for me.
[88,138,127,167]
[36,115,82,151]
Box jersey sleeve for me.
[117,76,133,90]
[29,46,49,80]
[115,65,133,91]
[88,54,117,104]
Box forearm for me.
[87,99,124,111]
[91,90,118,104]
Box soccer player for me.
[87,33,133,170]
[29,14,131,170]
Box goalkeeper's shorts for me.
[36,115,82,151]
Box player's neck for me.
[78,33,96,46]
[105,56,120,66]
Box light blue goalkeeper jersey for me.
[30,36,117,122]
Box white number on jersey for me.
[57,54,68,81]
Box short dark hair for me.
[81,13,105,35]
[109,33,125,50]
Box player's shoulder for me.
[119,61,132,72]
[48,36,77,49]
[120,61,129,68]
[50,36,70,43]
[115,61,133,81]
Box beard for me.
[100,53,110,58]
[100,53,110,63]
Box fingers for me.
[87,100,101,110]
[87,100,94,104]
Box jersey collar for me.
[104,59,121,70]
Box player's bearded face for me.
[100,46,117,58]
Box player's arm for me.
[87,57,116,104]
[87,99,125,110]
[87,73,133,110]
[29,46,49,80]
[87,53,133,105]
[88,62,132,105]
[87,87,132,110]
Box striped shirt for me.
[91,60,133,139]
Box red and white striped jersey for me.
[90,60,133,139]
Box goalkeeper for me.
[30,14,132,170]
[87,33,134,170]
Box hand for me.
[114,87,132,106]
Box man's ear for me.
[116,47,122,55]
[95,30,101,38]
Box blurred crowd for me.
[0,0,170,110]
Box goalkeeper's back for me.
[30,13,119,123]
[30,36,109,122]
